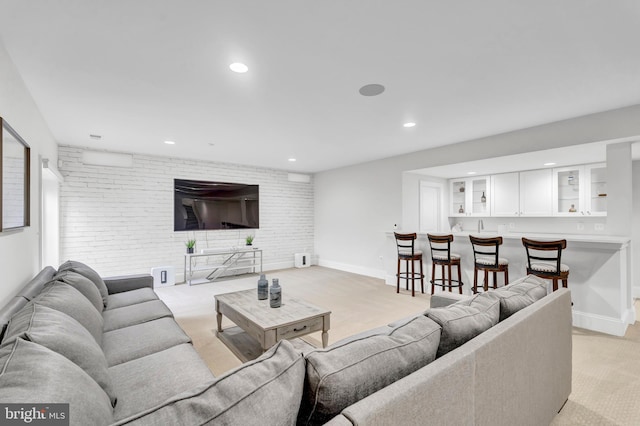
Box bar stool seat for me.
[394,232,424,297]
[427,234,463,294]
[469,235,509,294]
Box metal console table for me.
[183,247,263,285]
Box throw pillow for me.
[0,339,114,426]
[3,303,117,406]
[300,315,441,425]
[114,340,305,425]
[33,282,104,346]
[52,270,104,313]
[493,276,548,321]
[428,291,500,357]
[59,260,109,307]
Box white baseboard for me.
[572,308,636,337]
[317,259,385,280]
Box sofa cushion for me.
[102,317,191,366]
[105,288,159,310]
[3,303,117,406]
[493,275,548,321]
[300,315,442,425]
[52,270,104,313]
[427,292,500,358]
[110,343,215,421]
[102,300,173,332]
[113,340,304,426]
[33,282,104,346]
[59,260,109,307]
[0,339,114,426]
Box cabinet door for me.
[450,179,467,216]
[469,177,489,216]
[490,173,519,216]
[553,166,584,216]
[585,163,607,216]
[520,169,552,216]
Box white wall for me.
[57,146,314,280]
[0,41,58,306]
[315,105,640,277]
[633,160,640,297]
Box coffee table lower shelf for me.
[216,326,266,362]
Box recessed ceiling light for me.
[358,84,385,96]
[544,162,556,166]
[164,140,175,145]
[403,122,416,128]
[288,158,297,162]
[467,171,477,175]
[229,62,248,73]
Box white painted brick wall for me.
[58,146,314,280]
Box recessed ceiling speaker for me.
[359,84,385,96]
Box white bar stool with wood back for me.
[427,234,463,294]
[393,232,424,297]
[469,235,509,293]
[522,237,569,291]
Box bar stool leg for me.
[553,278,558,292]
[504,268,509,287]
[431,263,436,294]
[410,259,415,297]
[457,262,463,294]
[447,264,452,292]
[404,259,409,291]
[483,270,489,292]
[492,271,498,289]
[420,260,424,294]
[562,278,568,288]
[473,267,478,294]
[396,258,401,293]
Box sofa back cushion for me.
[114,340,305,426]
[33,282,104,346]
[52,270,104,313]
[300,315,441,425]
[493,275,548,321]
[427,292,500,358]
[3,303,116,406]
[59,260,109,308]
[0,339,114,426]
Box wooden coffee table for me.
[215,289,331,362]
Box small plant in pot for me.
[185,239,196,254]
[245,235,254,246]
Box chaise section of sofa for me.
[325,277,572,426]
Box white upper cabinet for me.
[552,166,584,216]
[490,172,519,217]
[585,163,607,216]
[450,177,489,217]
[519,169,553,216]
[552,164,607,216]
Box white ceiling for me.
[1,1,639,173]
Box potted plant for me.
[185,239,196,253]
[245,235,254,246]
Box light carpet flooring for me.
[155,266,640,426]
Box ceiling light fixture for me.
[403,122,416,128]
[288,158,297,162]
[544,162,556,166]
[229,62,248,73]
[164,140,175,145]
[467,171,477,175]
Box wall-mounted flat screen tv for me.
[174,179,259,231]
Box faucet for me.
[478,219,484,233]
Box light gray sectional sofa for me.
[0,262,572,426]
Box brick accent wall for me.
[58,146,314,280]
